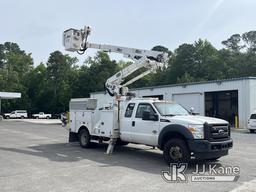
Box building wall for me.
[249,79,256,115]
[90,78,256,128]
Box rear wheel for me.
[21,116,24,119]
[79,129,91,148]
[163,139,190,165]
[46,116,50,119]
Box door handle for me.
[132,121,135,127]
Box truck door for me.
[120,103,136,142]
[131,103,159,146]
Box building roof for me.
[91,76,256,94]
[0,92,21,99]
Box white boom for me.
[63,26,168,97]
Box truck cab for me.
[119,98,232,163]
[67,97,233,164]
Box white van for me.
[4,110,28,119]
[248,113,256,133]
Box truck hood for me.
[167,115,228,125]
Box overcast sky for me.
[0,0,255,65]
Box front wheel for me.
[163,139,190,165]
[79,129,91,148]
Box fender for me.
[158,124,194,149]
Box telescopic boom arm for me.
[63,26,168,96]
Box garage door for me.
[172,93,201,114]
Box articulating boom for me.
[63,26,168,96]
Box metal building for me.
[90,77,256,128]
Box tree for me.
[74,52,121,97]
[46,51,78,113]
[222,34,244,52]
[0,42,33,112]
[2,30,256,114]
[242,31,256,52]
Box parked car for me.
[4,110,28,119]
[248,113,256,133]
[32,112,52,119]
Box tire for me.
[163,138,190,165]
[79,129,91,148]
[6,116,10,119]
[46,116,50,119]
[249,129,255,133]
[21,116,24,119]
[36,116,39,119]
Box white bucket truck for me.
[63,26,233,164]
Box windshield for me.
[153,102,189,116]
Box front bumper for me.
[187,139,233,159]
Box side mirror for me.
[142,111,159,121]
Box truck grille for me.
[204,123,230,141]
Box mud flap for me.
[69,132,78,142]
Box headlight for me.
[188,124,204,139]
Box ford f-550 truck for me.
[66,98,233,164]
[62,25,232,164]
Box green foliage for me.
[1,30,256,114]
[0,42,33,112]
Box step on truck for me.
[62,25,233,164]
